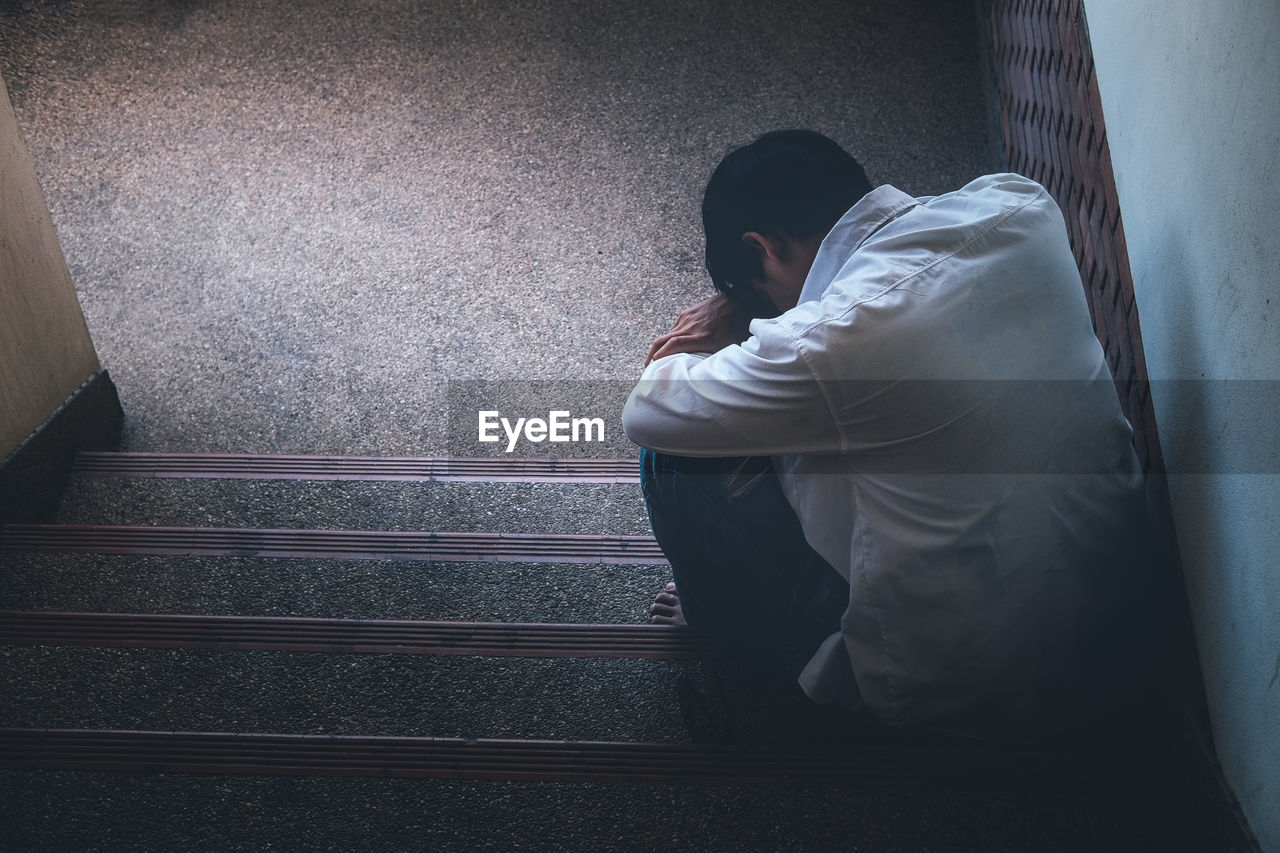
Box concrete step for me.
[0,553,668,623]
[53,477,650,535]
[0,769,1090,853]
[0,645,698,742]
[0,633,888,753]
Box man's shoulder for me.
[791,173,1056,312]
[911,173,1050,214]
[757,172,1089,379]
[815,173,1063,303]
[877,173,1055,250]
[935,172,1048,202]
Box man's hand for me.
[645,294,758,366]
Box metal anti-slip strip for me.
[0,525,667,563]
[0,611,709,659]
[0,728,1029,786]
[73,452,640,483]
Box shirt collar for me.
[798,184,919,304]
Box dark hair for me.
[701,130,872,311]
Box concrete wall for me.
[0,74,100,459]
[1084,2,1280,849]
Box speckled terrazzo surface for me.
[0,0,999,455]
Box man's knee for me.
[640,450,754,552]
[641,450,769,498]
[640,449,713,514]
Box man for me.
[622,130,1148,739]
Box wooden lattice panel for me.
[988,0,1163,474]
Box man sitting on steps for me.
[621,129,1149,740]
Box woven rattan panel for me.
[987,0,1163,474]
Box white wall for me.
[1084,1,1280,849]
[0,75,100,459]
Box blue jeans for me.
[639,449,848,674]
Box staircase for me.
[0,452,1212,851]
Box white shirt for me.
[622,174,1146,733]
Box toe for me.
[650,583,684,625]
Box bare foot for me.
[649,581,687,626]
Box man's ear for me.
[741,231,784,262]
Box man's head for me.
[702,130,872,315]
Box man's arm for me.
[624,304,842,458]
[644,294,757,365]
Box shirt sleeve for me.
[621,320,843,457]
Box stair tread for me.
[0,647,699,743]
[0,553,669,623]
[53,473,649,534]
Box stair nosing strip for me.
[0,612,710,659]
[0,525,667,564]
[0,728,1040,786]
[72,452,640,483]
